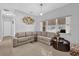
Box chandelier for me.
[40,3,43,16]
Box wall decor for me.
[23,16,34,24]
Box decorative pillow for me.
[15,32,25,38]
[25,32,32,36]
[47,32,55,38]
[32,32,36,34]
[37,32,42,36]
[41,32,47,37]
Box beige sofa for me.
[13,32,55,47]
[37,32,55,45]
[13,32,36,47]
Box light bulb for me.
[40,13,43,16]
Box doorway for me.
[3,21,12,37]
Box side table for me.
[51,37,70,52]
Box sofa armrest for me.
[50,37,55,41]
[13,36,18,39]
[13,37,18,47]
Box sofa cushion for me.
[32,32,37,36]
[17,36,33,42]
[25,32,32,36]
[37,32,42,36]
[15,32,25,38]
[38,36,51,41]
[38,39,50,45]
[17,37,28,42]
[47,32,55,38]
[41,32,47,37]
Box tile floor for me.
[0,37,70,56]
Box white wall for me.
[41,4,79,44]
[0,10,1,38]
[0,10,3,40]
[14,10,38,33]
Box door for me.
[3,21,12,37]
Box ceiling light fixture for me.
[40,3,43,16]
[40,12,43,16]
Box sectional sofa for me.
[13,32,55,47]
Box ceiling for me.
[0,3,69,16]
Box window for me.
[40,16,71,34]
